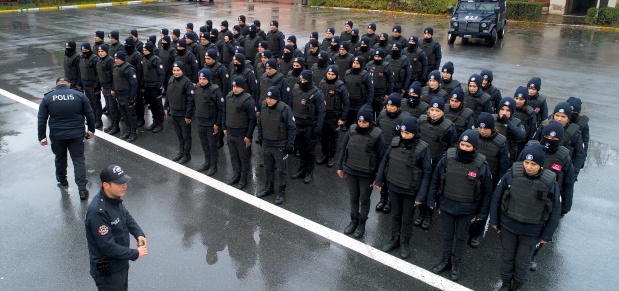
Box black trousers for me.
[51,137,87,190]
[102,88,120,124]
[320,115,339,158]
[84,86,102,122]
[143,87,165,124]
[134,88,145,122]
[198,125,218,166]
[371,96,384,119]
[500,229,539,283]
[117,93,137,130]
[172,116,192,154]
[346,174,373,220]
[389,188,416,240]
[345,108,359,130]
[263,146,288,186]
[440,211,474,259]
[294,124,317,173]
[91,266,129,291]
[227,134,251,180]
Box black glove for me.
[498,114,509,124]
[255,139,262,146]
[128,99,136,107]
[286,146,294,154]
[157,87,164,97]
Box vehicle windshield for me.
[457,2,496,11]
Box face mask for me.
[293,67,303,76]
[234,63,244,73]
[331,44,338,51]
[542,137,561,153]
[374,59,383,65]
[351,67,362,74]
[82,50,92,58]
[283,51,293,61]
[300,81,312,91]
[177,49,186,56]
[391,50,401,58]
[379,39,387,46]
[318,58,328,67]
[408,43,417,50]
[360,45,368,52]
[401,137,416,148]
[355,124,372,134]
[124,45,135,54]
[162,42,170,49]
[65,47,75,56]
[457,147,477,163]
[249,31,256,38]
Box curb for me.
[0,0,159,14]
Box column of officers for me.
[66,17,589,289]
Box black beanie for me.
[459,129,480,149]
[206,49,218,59]
[528,77,542,91]
[199,68,212,82]
[499,97,516,115]
[357,104,374,122]
[476,112,495,129]
[327,64,339,76]
[442,61,454,75]
[161,28,169,35]
[261,50,273,59]
[233,75,246,88]
[310,31,318,39]
[81,42,91,51]
[270,20,278,27]
[400,116,419,134]
[148,35,157,45]
[542,121,565,140]
[177,39,187,48]
[521,144,546,166]
[300,70,313,81]
[173,61,185,72]
[130,29,138,38]
[221,20,229,28]
[566,97,582,112]
[481,69,493,82]
[266,86,281,100]
[428,70,441,82]
[186,22,194,30]
[266,58,278,69]
[424,27,434,35]
[238,15,246,22]
[368,23,376,31]
[468,74,483,89]
[95,30,104,39]
[287,35,297,44]
[233,53,246,63]
[114,51,126,61]
[553,102,573,119]
[392,25,402,33]
[450,87,464,102]
[99,43,109,53]
[514,86,528,100]
[386,93,402,107]
[253,19,261,27]
[374,48,385,58]
[109,31,119,40]
[173,29,181,38]
[124,37,135,47]
[430,97,445,112]
[340,42,350,52]
[144,42,155,53]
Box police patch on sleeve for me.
[98,225,109,236]
[191,90,195,95]
[160,65,164,69]
[221,97,224,102]
[133,74,137,79]
[226,74,229,78]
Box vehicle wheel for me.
[485,29,497,47]
[498,27,505,39]
[447,33,457,44]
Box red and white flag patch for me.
[552,163,562,171]
[468,171,477,178]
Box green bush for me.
[309,0,457,14]
[585,7,619,25]
[506,1,543,21]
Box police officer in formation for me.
[401,82,428,118]
[444,87,474,138]
[164,61,195,164]
[403,36,428,85]
[421,70,448,104]
[481,69,503,113]
[343,56,373,129]
[111,51,139,142]
[64,41,80,89]
[440,62,461,96]
[366,49,394,115]
[463,73,494,120]
[141,42,166,133]
[317,65,349,168]
[194,69,223,175]
[38,77,95,201]
[96,44,118,134]
[420,27,441,74]
[230,53,259,104]
[385,43,411,95]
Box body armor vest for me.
[112,62,132,91]
[478,133,507,178]
[378,110,409,145]
[526,140,569,192]
[79,54,97,82]
[291,86,318,120]
[420,39,438,66]
[229,67,252,94]
[367,62,389,89]
[267,31,284,56]
[514,105,535,138]
[142,55,160,83]
[441,79,460,95]
[207,62,226,90]
[243,36,259,61]
[320,80,345,113]
[386,55,405,83]
[333,54,353,79]
[259,73,285,104]
[528,93,546,122]
[158,47,174,73]
[501,163,555,224]
[344,125,382,173]
[419,115,453,161]
[108,43,122,59]
[64,53,80,81]
[195,84,219,119]
[167,76,190,111]
[401,99,429,118]
[442,148,486,203]
[311,64,329,84]
[96,56,113,84]
[446,106,474,137]
[386,138,427,190]
[260,101,288,141]
[404,48,423,77]
[225,93,251,129]
[344,70,368,101]
[494,115,523,158]
[463,90,491,120]
[562,123,580,156]
[421,86,447,104]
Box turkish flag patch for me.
[534,108,540,113]
[98,225,109,236]
[301,99,306,105]
[552,163,562,171]
[468,171,477,178]
[379,72,384,77]
[329,90,335,95]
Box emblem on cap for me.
[174,63,179,67]
[393,44,397,47]
[328,68,333,72]
[483,75,489,79]
[517,93,523,98]
[233,81,237,86]
[112,166,123,174]
[409,88,414,93]
[401,125,406,131]
[480,122,486,128]
[443,68,447,72]
[462,135,469,141]
[359,115,365,121]
[430,75,435,80]
[550,131,556,137]
[375,51,379,55]
[504,101,510,105]
[529,83,535,88]
[432,103,439,108]
[526,154,534,160]
[471,77,476,81]
[268,91,272,96]
[452,94,457,98]
[559,109,565,113]
[387,100,392,105]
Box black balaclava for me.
[379,33,388,46]
[65,41,76,57]
[317,51,329,68]
[351,57,364,74]
[408,36,419,51]
[390,43,402,59]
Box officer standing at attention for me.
[341,20,354,42]
[141,42,166,134]
[463,74,493,120]
[317,65,349,168]
[420,70,448,104]
[310,51,331,85]
[385,43,412,95]
[375,116,432,259]
[108,31,124,59]
[526,77,548,127]
[481,69,502,113]
[257,59,289,111]
[38,77,95,200]
[444,87,474,138]
[159,36,176,97]
[401,82,429,118]
[403,36,428,86]
[194,69,223,175]
[123,37,145,128]
[491,145,561,291]
[440,62,461,96]
[111,51,139,142]
[129,29,144,56]
[256,86,297,205]
[566,96,589,165]
[366,49,394,115]
[85,165,148,290]
[362,23,380,47]
[229,53,259,104]
[96,44,119,134]
[164,61,195,165]
[513,86,538,151]
[267,20,285,61]
[174,39,200,87]
[223,76,257,190]
[64,41,80,89]
[424,129,492,281]
[290,70,326,184]
[420,27,441,73]
[204,49,231,97]
[77,43,102,129]
[343,56,373,129]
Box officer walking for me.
[85,164,148,290]
[141,43,166,133]
[513,86,538,151]
[317,65,349,168]
[194,69,223,175]
[164,61,195,165]
[111,51,139,142]
[566,96,589,164]
[38,77,95,200]
[77,43,102,129]
[256,86,297,205]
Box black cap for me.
[56,77,69,83]
[100,165,132,184]
[459,129,480,149]
[95,30,105,39]
[476,112,495,129]
[566,97,582,112]
[266,86,281,100]
[109,31,119,40]
[442,61,454,75]
[521,144,546,166]
[130,29,138,37]
[114,51,126,61]
[99,43,110,53]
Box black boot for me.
[382,199,392,214]
[126,129,137,143]
[136,119,145,128]
[79,189,89,201]
[178,153,191,164]
[469,235,481,248]
[257,182,275,198]
[274,185,286,205]
[450,256,461,281]
[152,122,163,133]
[106,123,120,135]
[120,130,131,140]
[327,157,334,167]
[291,168,305,179]
[400,238,411,259]
[530,256,538,271]
[226,176,240,185]
[511,280,524,290]
[197,162,210,172]
[303,171,313,184]
[236,177,247,190]
[95,120,103,129]
[145,122,156,131]
[353,217,367,238]
[432,255,451,274]
[375,197,387,212]
[206,165,217,176]
[343,213,359,234]
[171,152,183,162]
[381,234,400,252]
[421,209,433,230]
[316,155,327,164]
[414,206,425,226]
[498,280,511,291]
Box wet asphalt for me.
[0,2,619,290]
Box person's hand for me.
[256,112,261,117]
[498,114,509,124]
[223,130,228,137]
[428,205,434,209]
[383,95,389,102]
[137,245,148,258]
[401,89,406,94]
[415,201,423,205]
[110,90,115,97]
[164,109,169,118]
[140,88,145,92]
[540,240,548,245]
[39,140,48,146]
[193,83,197,88]
[213,124,219,134]
[185,118,191,124]
[337,170,344,179]
[337,119,344,126]
[157,87,164,96]
[77,85,83,91]
[224,35,229,42]
[492,225,499,230]
[372,182,381,191]
[244,137,251,147]
[137,236,147,247]
[128,99,135,108]
[86,132,95,139]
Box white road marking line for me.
[0,87,471,291]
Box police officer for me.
[440,62,461,96]
[159,35,176,99]
[362,23,380,47]
[290,70,326,183]
[513,86,538,151]
[403,36,428,86]
[416,97,457,230]
[304,32,319,58]
[77,43,101,129]
[491,145,561,291]
[255,49,271,80]
[280,44,296,76]
[495,96,527,162]
[219,20,230,43]
[385,43,411,95]
[38,77,95,200]
[238,15,249,36]
[242,25,261,65]
[86,164,148,290]
[401,82,428,118]
[311,51,331,85]
[204,49,231,96]
[256,86,297,205]
[327,36,341,59]
[199,33,216,66]
[223,76,257,190]
[445,87,474,138]
[108,31,124,62]
[111,51,139,142]
[286,35,304,58]
[220,31,237,67]
[164,61,195,164]
[566,96,589,161]
[343,56,374,129]
[332,42,354,80]
[158,28,168,50]
[527,77,548,127]
[349,29,361,53]
[64,41,80,89]
[375,93,411,213]
[123,37,145,128]
[96,44,118,134]
[375,116,432,259]
[230,53,259,105]
[141,42,166,133]
[93,30,105,52]
[322,27,335,51]
[425,130,492,281]
[306,39,321,69]
[389,25,407,49]
[420,27,442,73]
[172,29,182,49]
[287,57,305,93]
[317,65,349,168]
[341,20,354,42]
[129,29,144,55]
[355,37,374,60]
[253,20,268,41]
[463,74,494,120]
[421,70,448,104]
[337,105,385,238]
[373,33,390,52]
[194,69,223,175]
[184,32,202,66]
[366,49,394,115]
[267,20,285,61]
[481,69,502,113]
[258,59,289,111]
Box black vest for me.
[291,86,318,120]
[112,62,132,91]
[64,53,80,81]
[514,105,535,138]
[158,47,175,73]
[562,123,580,156]
[79,54,98,83]
[195,84,219,119]
[442,148,486,203]
[243,36,259,61]
[463,90,491,120]
[367,62,389,89]
[167,76,190,111]
[260,101,288,141]
[267,30,283,55]
[225,92,251,129]
[441,79,461,95]
[421,86,448,104]
[175,52,195,84]
[446,106,474,138]
[306,53,319,69]
[386,138,428,190]
[96,55,113,84]
[311,64,329,84]
[320,80,345,113]
[333,54,353,79]
[344,70,368,101]
[386,55,406,83]
[344,125,383,173]
[420,39,438,66]
[494,114,522,158]
[401,99,429,118]
[259,72,285,104]
[419,115,453,161]
[108,43,122,59]
[229,67,253,94]
[378,110,409,145]
[478,133,507,179]
[403,48,423,77]
[142,55,161,83]
[207,62,226,91]
[528,93,546,122]
[526,140,569,192]
[501,163,555,224]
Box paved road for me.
[0,2,618,290]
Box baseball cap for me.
[100,165,132,184]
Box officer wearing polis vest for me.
[416,97,456,230]
[230,53,259,104]
[332,42,354,80]
[223,76,257,190]
[440,62,461,96]
[317,65,350,168]
[286,57,305,94]
[108,31,124,61]
[96,44,119,134]
[444,87,474,138]
[258,59,289,111]
[194,69,224,175]
[164,61,195,165]
[256,86,297,205]
[311,51,331,85]
[424,130,493,282]
[159,35,176,96]
[290,70,326,184]
[141,42,166,133]
[403,36,428,85]
[385,43,412,95]
[343,56,374,129]
[77,43,101,129]
[366,48,394,115]
[463,74,494,121]
[174,39,200,86]
[491,145,561,291]
[111,51,139,142]
[337,105,385,238]
[242,25,261,65]
[401,82,428,118]
[38,77,95,201]
[64,41,80,89]
[375,94,411,214]
[375,116,432,259]
[421,70,448,104]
